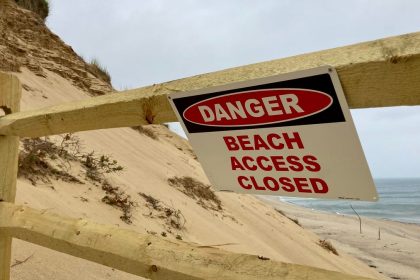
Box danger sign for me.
[169,66,378,201]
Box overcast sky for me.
[46,0,420,178]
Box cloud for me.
[47,0,420,177]
[352,106,420,177]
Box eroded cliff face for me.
[0,0,112,95]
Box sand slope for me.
[6,68,385,279]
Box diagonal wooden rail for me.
[0,202,373,280]
[0,31,419,138]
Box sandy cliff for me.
[0,0,111,95]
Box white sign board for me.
[168,66,378,201]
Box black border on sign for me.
[172,73,345,133]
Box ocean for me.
[276,178,420,224]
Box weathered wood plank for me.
[1,31,420,137]
[0,202,373,280]
[0,73,21,280]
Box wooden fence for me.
[0,31,419,280]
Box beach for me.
[262,197,420,280]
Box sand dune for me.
[7,68,385,279]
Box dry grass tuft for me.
[87,58,111,84]
[132,126,159,140]
[18,137,83,185]
[15,0,49,21]
[102,181,135,224]
[82,152,124,182]
[318,239,339,255]
[289,217,301,227]
[275,208,301,227]
[18,134,123,185]
[139,192,160,210]
[168,176,222,211]
[275,209,286,216]
[139,192,186,230]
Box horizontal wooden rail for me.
[0,31,420,137]
[0,202,373,280]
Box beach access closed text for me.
[169,66,378,201]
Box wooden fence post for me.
[0,72,21,280]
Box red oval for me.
[183,88,333,127]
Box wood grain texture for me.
[0,202,374,280]
[0,72,21,280]
[0,31,419,137]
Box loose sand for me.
[6,68,386,279]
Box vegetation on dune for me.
[102,180,135,224]
[139,192,186,231]
[19,136,84,185]
[87,58,112,84]
[18,133,123,185]
[275,209,302,227]
[18,134,137,224]
[132,125,159,140]
[318,239,339,256]
[168,176,222,211]
[15,0,49,21]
